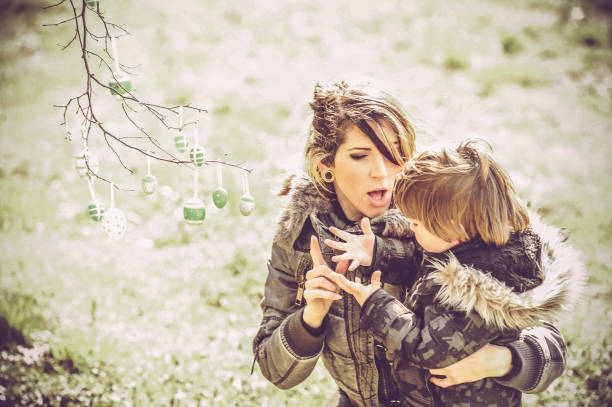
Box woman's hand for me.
[302,236,347,329]
[428,344,513,388]
[328,270,382,307]
[325,217,375,272]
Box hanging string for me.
[216,164,223,187]
[193,169,199,199]
[110,182,115,208]
[146,151,151,176]
[87,178,96,200]
[178,105,184,129]
[241,169,250,195]
[111,36,120,73]
[194,120,200,146]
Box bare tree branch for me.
[45,0,252,192]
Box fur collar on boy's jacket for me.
[420,216,586,332]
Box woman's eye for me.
[350,154,367,160]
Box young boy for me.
[327,140,585,406]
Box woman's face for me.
[326,120,401,221]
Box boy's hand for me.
[329,270,382,306]
[325,217,375,272]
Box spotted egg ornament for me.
[75,150,99,178]
[174,131,189,153]
[87,199,105,222]
[239,193,255,216]
[212,187,228,208]
[101,207,127,240]
[142,174,158,195]
[189,145,205,167]
[109,71,132,98]
[183,197,206,225]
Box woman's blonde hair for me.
[394,140,530,246]
[304,79,416,200]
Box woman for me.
[252,79,567,407]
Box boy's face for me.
[408,219,460,253]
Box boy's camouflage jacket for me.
[360,223,586,406]
[253,176,573,407]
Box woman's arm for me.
[252,242,322,389]
[428,322,567,392]
[493,322,567,393]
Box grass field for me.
[0,0,611,406]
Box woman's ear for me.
[317,161,333,174]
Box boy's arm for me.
[360,288,500,369]
[369,235,421,285]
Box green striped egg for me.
[87,199,105,222]
[189,145,205,167]
[109,71,132,96]
[142,174,158,195]
[74,150,99,178]
[183,197,206,225]
[174,132,189,153]
[212,187,228,208]
[239,194,255,216]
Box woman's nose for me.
[370,153,389,179]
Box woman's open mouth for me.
[367,189,389,207]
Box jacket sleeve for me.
[493,321,567,393]
[361,288,500,369]
[369,235,421,286]
[252,242,325,389]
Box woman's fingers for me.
[371,270,382,286]
[304,289,342,301]
[360,217,373,236]
[310,235,327,268]
[429,374,455,388]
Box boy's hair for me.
[394,140,529,246]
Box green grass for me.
[0,0,611,405]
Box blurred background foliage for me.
[0,0,611,405]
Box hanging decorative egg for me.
[75,150,99,177]
[101,207,127,240]
[188,145,205,167]
[212,187,228,208]
[87,199,105,222]
[109,71,132,97]
[174,131,189,153]
[142,174,158,195]
[183,197,206,225]
[239,193,255,216]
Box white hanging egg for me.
[75,150,99,177]
[87,199,105,222]
[101,207,127,240]
[183,197,206,225]
[142,174,158,195]
[239,194,255,216]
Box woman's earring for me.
[323,169,335,182]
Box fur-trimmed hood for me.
[427,213,586,331]
[273,174,412,250]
